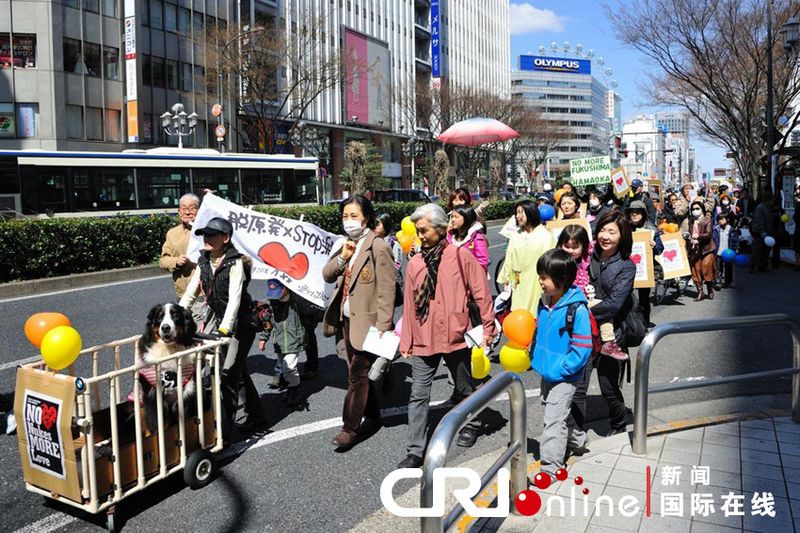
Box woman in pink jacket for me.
[397,203,496,469]
[446,205,490,271]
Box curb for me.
[0,265,167,299]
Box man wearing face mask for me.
[323,195,396,450]
[715,193,738,225]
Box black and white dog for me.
[137,303,198,433]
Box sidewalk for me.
[482,415,800,533]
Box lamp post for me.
[160,103,199,149]
[401,136,424,190]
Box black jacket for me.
[198,245,253,327]
[589,249,636,331]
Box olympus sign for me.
[533,58,580,71]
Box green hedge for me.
[0,200,518,283]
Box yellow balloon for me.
[471,347,491,379]
[499,343,531,373]
[781,214,790,223]
[401,216,416,236]
[41,326,82,370]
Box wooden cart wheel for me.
[184,450,216,489]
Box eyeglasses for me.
[179,206,198,213]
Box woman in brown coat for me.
[322,195,396,450]
[688,200,717,300]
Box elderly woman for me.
[397,204,496,469]
[322,195,396,450]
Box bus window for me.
[137,168,188,208]
[72,168,136,210]
[241,169,283,204]
[292,170,317,203]
[0,157,20,194]
[192,168,239,202]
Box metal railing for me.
[633,313,800,455]
[421,371,527,533]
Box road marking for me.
[11,512,77,533]
[669,376,708,383]
[11,385,542,532]
[0,356,40,372]
[0,274,169,304]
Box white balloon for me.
[764,236,776,247]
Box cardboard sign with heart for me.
[663,249,678,262]
[630,253,642,265]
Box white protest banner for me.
[188,194,338,307]
[569,156,612,187]
[498,215,518,240]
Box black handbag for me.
[455,247,483,328]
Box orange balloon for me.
[502,309,536,347]
[554,188,567,205]
[25,313,71,349]
[398,233,414,253]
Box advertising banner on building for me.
[569,156,612,186]
[431,0,441,78]
[343,28,392,127]
[0,104,15,137]
[518,55,592,75]
[124,0,138,142]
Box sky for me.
[508,0,728,175]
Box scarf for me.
[414,239,446,323]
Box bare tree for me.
[207,12,346,153]
[609,0,800,194]
[489,159,503,200]
[433,149,450,198]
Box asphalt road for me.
[1,224,799,532]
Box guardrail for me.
[421,371,527,533]
[633,313,800,455]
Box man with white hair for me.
[160,193,201,299]
[397,203,497,468]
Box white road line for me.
[0,274,169,304]
[0,356,40,372]
[11,512,77,533]
[11,385,542,533]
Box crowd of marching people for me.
[147,177,799,475]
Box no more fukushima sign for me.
[569,156,612,187]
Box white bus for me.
[0,148,319,217]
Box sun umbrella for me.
[437,117,520,146]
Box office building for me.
[620,115,666,181]
[511,53,613,177]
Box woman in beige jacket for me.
[322,195,396,450]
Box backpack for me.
[537,300,602,359]
[620,290,647,348]
[563,302,602,359]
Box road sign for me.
[211,104,223,117]
[215,124,226,139]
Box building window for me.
[102,0,118,18]
[66,105,83,139]
[166,59,178,90]
[64,0,79,8]
[139,0,149,26]
[63,37,82,73]
[0,34,37,69]
[152,56,165,88]
[142,54,152,86]
[84,42,101,77]
[141,114,153,143]
[193,65,203,93]
[104,109,121,141]
[103,46,119,80]
[86,107,103,140]
[84,0,100,13]
[15,103,38,138]
[178,8,191,34]
[180,62,192,92]
[193,11,203,36]
[150,0,163,30]
[164,3,177,32]
[0,103,15,138]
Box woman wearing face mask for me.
[558,191,582,220]
[715,193,738,225]
[322,195,396,450]
[688,200,717,301]
[587,190,610,234]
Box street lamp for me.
[401,136,424,190]
[160,103,198,149]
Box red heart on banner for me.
[616,177,624,186]
[40,403,57,430]
[258,242,310,280]
[663,250,677,262]
[630,253,641,265]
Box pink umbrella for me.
[437,117,520,146]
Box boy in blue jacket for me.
[532,249,593,475]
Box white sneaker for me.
[5,412,16,435]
